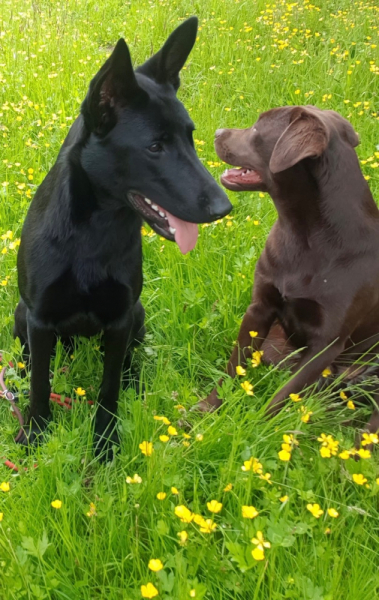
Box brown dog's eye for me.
[148,142,163,153]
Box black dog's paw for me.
[94,428,120,462]
[94,412,120,462]
[14,416,50,447]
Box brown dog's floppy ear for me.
[341,118,360,148]
[269,107,329,174]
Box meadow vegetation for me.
[0,0,379,598]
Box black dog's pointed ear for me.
[82,39,146,134]
[137,16,198,90]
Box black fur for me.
[14,17,232,460]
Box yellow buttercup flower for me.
[236,365,246,376]
[249,331,258,338]
[338,450,351,460]
[252,547,265,561]
[157,492,166,500]
[0,482,10,492]
[357,448,371,459]
[251,531,271,549]
[171,487,179,495]
[283,434,299,446]
[307,503,324,518]
[191,514,204,527]
[51,499,62,509]
[195,433,204,441]
[159,435,169,443]
[280,495,289,503]
[86,502,97,517]
[199,519,217,533]
[0,513,3,522]
[177,530,188,544]
[318,434,339,457]
[290,393,301,402]
[242,457,263,473]
[154,415,171,425]
[224,483,233,492]
[340,391,348,401]
[259,472,272,484]
[126,474,142,484]
[240,381,254,396]
[278,449,291,461]
[148,559,164,572]
[242,505,259,519]
[167,426,178,436]
[139,441,154,456]
[207,500,222,513]
[352,473,367,485]
[175,505,193,523]
[75,387,86,396]
[327,508,339,518]
[300,406,313,423]
[347,400,355,410]
[320,446,332,458]
[361,433,378,446]
[322,368,332,378]
[251,350,263,368]
[17,362,25,369]
[141,582,159,598]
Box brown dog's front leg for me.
[266,339,346,416]
[197,300,276,412]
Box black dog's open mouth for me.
[220,167,263,191]
[127,192,199,255]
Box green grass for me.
[1,0,379,598]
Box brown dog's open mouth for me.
[220,167,263,191]
[128,192,198,255]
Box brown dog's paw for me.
[191,389,223,414]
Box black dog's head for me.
[80,17,232,254]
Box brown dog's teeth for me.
[159,211,165,218]
[145,197,152,205]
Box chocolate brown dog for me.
[198,105,379,434]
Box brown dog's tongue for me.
[166,211,199,255]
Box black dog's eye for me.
[148,142,163,153]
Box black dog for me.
[14,17,232,459]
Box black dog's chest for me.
[36,269,132,335]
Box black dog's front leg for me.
[15,312,54,446]
[94,325,130,461]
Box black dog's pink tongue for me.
[166,211,199,255]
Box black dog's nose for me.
[215,129,225,138]
[208,195,233,220]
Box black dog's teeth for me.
[141,196,175,234]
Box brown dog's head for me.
[214,105,360,193]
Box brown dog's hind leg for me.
[261,322,299,368]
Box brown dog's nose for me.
[215,129,225,138]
